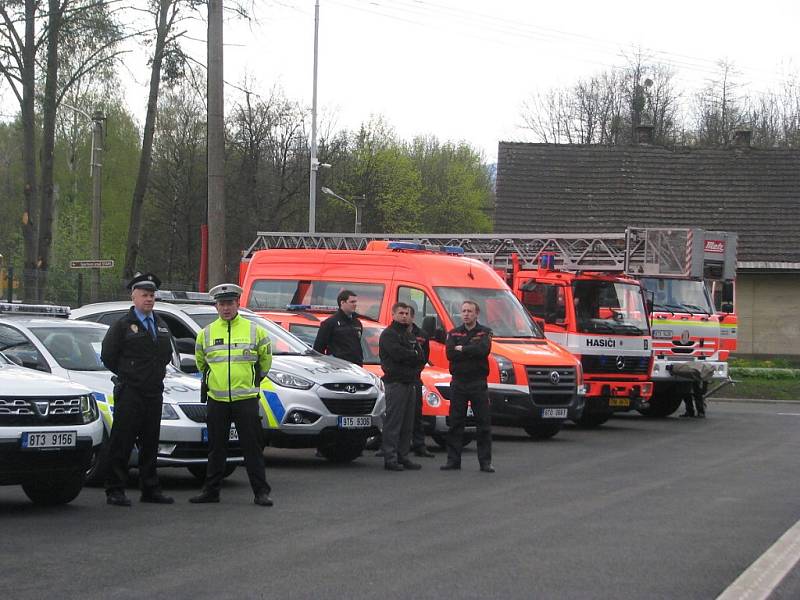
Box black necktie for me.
[146,317,156,341]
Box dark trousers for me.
[204,397,269,495]
[105,386,162,495]
[381,382,416,464]
[447,379,492,466]
[411,381,426,450]
[683,381,707,415]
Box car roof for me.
[0,316,107,329]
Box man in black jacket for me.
[313,289,364,366]
[408,305,434,458]
[441,300,495,473]
[378,302,423,471]
[101,273,175,506]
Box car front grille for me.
[0,396,85,425]
[321,383,373,393]
[179,403,208,423]
[581,355,650,375]
[320,398,377,416]
[526,367,576,406]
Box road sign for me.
[69,259,115,269]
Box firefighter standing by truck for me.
[313,290,364,366]
[190,284,274,506]
[442,300,495,473]
[101,273,175,507]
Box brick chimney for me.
[733,128,753,147]
[635,124,655,145]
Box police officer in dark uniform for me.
[101,273,175,506]
[313,289,364,365]
[408,305,434,458]
[441,300,495,473]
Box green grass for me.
[729,357,799,369]
[719,378,800,401]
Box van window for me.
[434,287,543,338]
[248,280,384,321]
[397,286,443,330]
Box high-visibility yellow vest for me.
[195,314,272,402]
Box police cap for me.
[127,272,161,291]
[209,283,243,301]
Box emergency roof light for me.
[156,290,214,305]
[0,302,71,318]
[385,241,464,255]
[285,304,339,312]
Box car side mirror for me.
[644,290,654,316]
[180,355,199,374]
[533,316,546,331]
[720,302,734,313]
[175,337,196,355]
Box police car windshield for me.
[30,326,107,371]
[434,287,543,338]
[189,311,313,356]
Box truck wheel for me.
[186,463,237,482]
[639,385,684,418]
[85,431,111,486]
[22,471,84,505]
[575,412,612,428]
[523,422,562,440]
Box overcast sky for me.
[6,0,799,162]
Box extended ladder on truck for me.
[244,228,736,280]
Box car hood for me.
[271,354,374,384]
[491,339,579,366]
[0,364,92,396]
[66,369,202,404]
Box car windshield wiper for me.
[611,323,643,335]
[653,303,686,313]
[680,303,711,315]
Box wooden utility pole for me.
[207,0,226,285]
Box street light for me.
[62,103,104,303]
[321,187,364,233]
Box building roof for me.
[495,142,800,264]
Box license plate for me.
[541,408,567,418]
[201,427,238,443]
[609,397,630,408]
[338,416,372,429]
[22,431,76,449]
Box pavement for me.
[1,401,799,600]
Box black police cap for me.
[127,272,161,291]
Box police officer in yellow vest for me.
[189,284,274,506]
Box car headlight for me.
[422,385,441,408]
[267,370,315,390]
[492,354,516,384]
[161,403,180,420]
[80,394,99,423]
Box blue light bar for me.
[386,241,464,255]
[285,304,338,312]
[0,303,71,317]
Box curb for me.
[710,397,800,405]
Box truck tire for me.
[317,440,365,463]
[523,422,561,440]
[575,412,612,428]
[638,384,684,418]
[22,471,84,505]
[186,463,237,482]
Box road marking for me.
[776,413,800,416]
[717,518,800,600]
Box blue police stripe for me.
[263,390,285,422]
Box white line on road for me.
[717,518,800,600]
[776,413,800,416]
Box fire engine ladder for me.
[245,228,697,277]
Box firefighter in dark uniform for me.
[408,305,434,458]
[441,300,495,473]
[101,273,175,506]
[313,289,364,366]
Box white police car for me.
[0,303,241,483]
[0,349,103,505]
[72,300,386,462]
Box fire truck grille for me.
[321,398,376,416]
[526,367,576,406]
[581,355,650,375]
[0,396,84,425]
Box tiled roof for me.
[495,142,800,263]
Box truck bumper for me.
[582,381,652,414]
[487,384,583,427]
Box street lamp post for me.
[321,187,364,233]
[62,104,104,303]
[309,0,320,233]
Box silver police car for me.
[72,301,385,463]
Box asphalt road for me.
[1,401,799,600]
